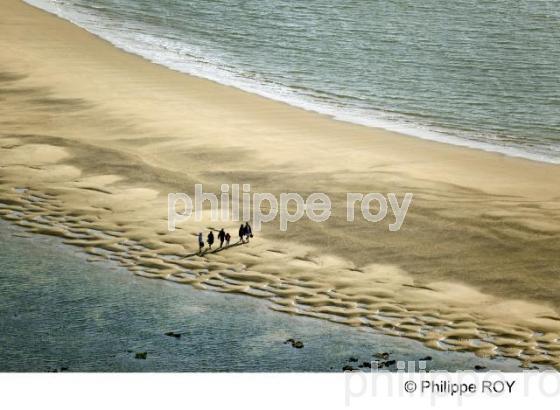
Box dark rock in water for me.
[342,365,356,372]
[371,358,395,369]
[284,338,303,348]
[47,366,69,372]
[292,340,304,349]
[419,356,432,361]
[362,361,372,368]
[135,352,148,360]
[474,365,486,371]
[165,331,181,339]
[348,357,358,362]
[374,352,390,360]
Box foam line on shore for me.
[21,0,560,165]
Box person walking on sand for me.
[238,224,246,243]
[225,232,231,247]
[244,222,253,243]
[207,231,215,250]
[198,232,204,254]
[218,228,226,248]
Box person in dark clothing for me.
[218,228,226,248]
[238,224,246,243]
[198,232,204,255]
[207,231,215,249]
[244,222,253,242]
[225,232,231,247]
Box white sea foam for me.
[23,0,560,164]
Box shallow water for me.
[25,0,560,163]
[0,221,522,372]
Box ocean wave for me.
[23,0,560,164]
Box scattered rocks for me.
[361,361,372,369]
[474,365,486,371]
[374,352,390,360]
[135,352,148,360]
[284,338,304,349]
[519,361,540,370]
[342,365,356,372]
[47,366,69,372]
[523,365,539,370]
[419,356,432,361]
[348,357,358,362]
[164,331,182,339]
[373,359,397,369]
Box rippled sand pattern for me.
[2,0,560,371]
[0,142,559,370]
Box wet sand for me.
[1,0,560,369]
[1,220,526,372]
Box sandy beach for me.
[2,0,560,369]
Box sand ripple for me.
[2,183,560,369]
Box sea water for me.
[24,0,560,163]
[0,221,522,371]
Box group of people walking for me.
[197,222,253,254]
